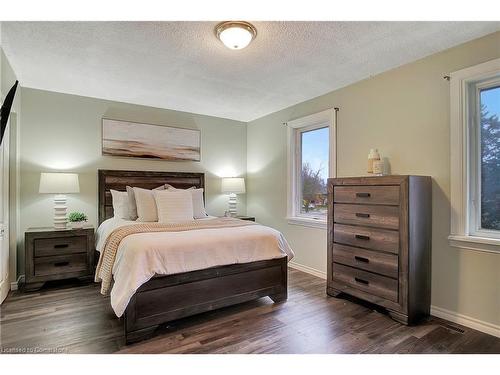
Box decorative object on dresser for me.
[39,172,80,229]
[102,118,201,161]
[221,177,246,217]
[367,148,380,174]
[68,212,88,229]
[327,175,432,325]
[24,227,95,291]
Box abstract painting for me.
[102,118,201,161]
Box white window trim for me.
[286,108,337,229]
[449,57,500,253]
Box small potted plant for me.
[68,212,88,229]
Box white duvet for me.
[96,217,294,317]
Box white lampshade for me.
[221,177,245,194]
[39,173,80,194]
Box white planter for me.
[70,221,86,229]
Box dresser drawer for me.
[333,203,399,230]
[333,223,399,254]
[332,243,398,278]
[34,236,87,257]
[334,185,400,205]
[34,253,88,277]
[332,263,398,302]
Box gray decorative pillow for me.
[126,186,138,220]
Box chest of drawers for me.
[327,176,432,325]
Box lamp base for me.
[228,193,237,217]
[53,194,68,229]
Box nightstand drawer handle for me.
[54,244,69,249]
[54,261,70,267]
[355,234,370,241]
[355,213,370,218]
[355,277,369,285]
[356,192,371,198]
[354,256,369,263]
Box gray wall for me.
[247,31,500,327]
[18,88,247,275]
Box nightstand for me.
[24,226,95,291]
[235,216,255,222]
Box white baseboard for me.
[288,261,499,338]
[431,305,500,338]
[288,261,326,279]
[10,274,24,291]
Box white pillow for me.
[153,189,194,224]
[133,186,165,222]
[166,185,208,219]
[110,190,130,219]
[189,188,208,219]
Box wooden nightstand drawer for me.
[332,243,398,278]
[333,203,399,230]
[333,223,399,254]
[34,236,87,257]
[332,263,398,303]
[34,253,88,277]
[334,185,400,205]
[25,227,95,291]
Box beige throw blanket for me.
[95,217,256,295]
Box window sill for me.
[286,216,327,229]
[448,235,500,254]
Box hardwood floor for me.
[1,268,499,354]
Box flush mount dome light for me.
[215,21,257,50]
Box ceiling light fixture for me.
[215,21,257,50]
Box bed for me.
[97,169,290,344]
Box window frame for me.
[286,108,336,229]
[468,77,500,239]
[449,57,500,253]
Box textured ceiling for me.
[1,21,499,121]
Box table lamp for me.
[221,177,245,217]
[39,172,80,229]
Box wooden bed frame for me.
[98,169,288,344]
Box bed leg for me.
[269,291,287,303]
[125,325,160,345]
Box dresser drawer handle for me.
[354,277,369,285]
[54,244,69,249]
[356,192,371,198]
[355,213,370,218]
[54,261,70,267]
[354,256,369,263]
[355,234,370,241]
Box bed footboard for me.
[124,257,288,344]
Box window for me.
[286,109,336,229]
[471,83,500,236]
[449,58,500,253]
[298,126,329,219]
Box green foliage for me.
[68,211,87,223]
[480,104,500,230]
[301,162,327,213]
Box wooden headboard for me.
[98,169,205,225]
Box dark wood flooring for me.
[1,268,499,354]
